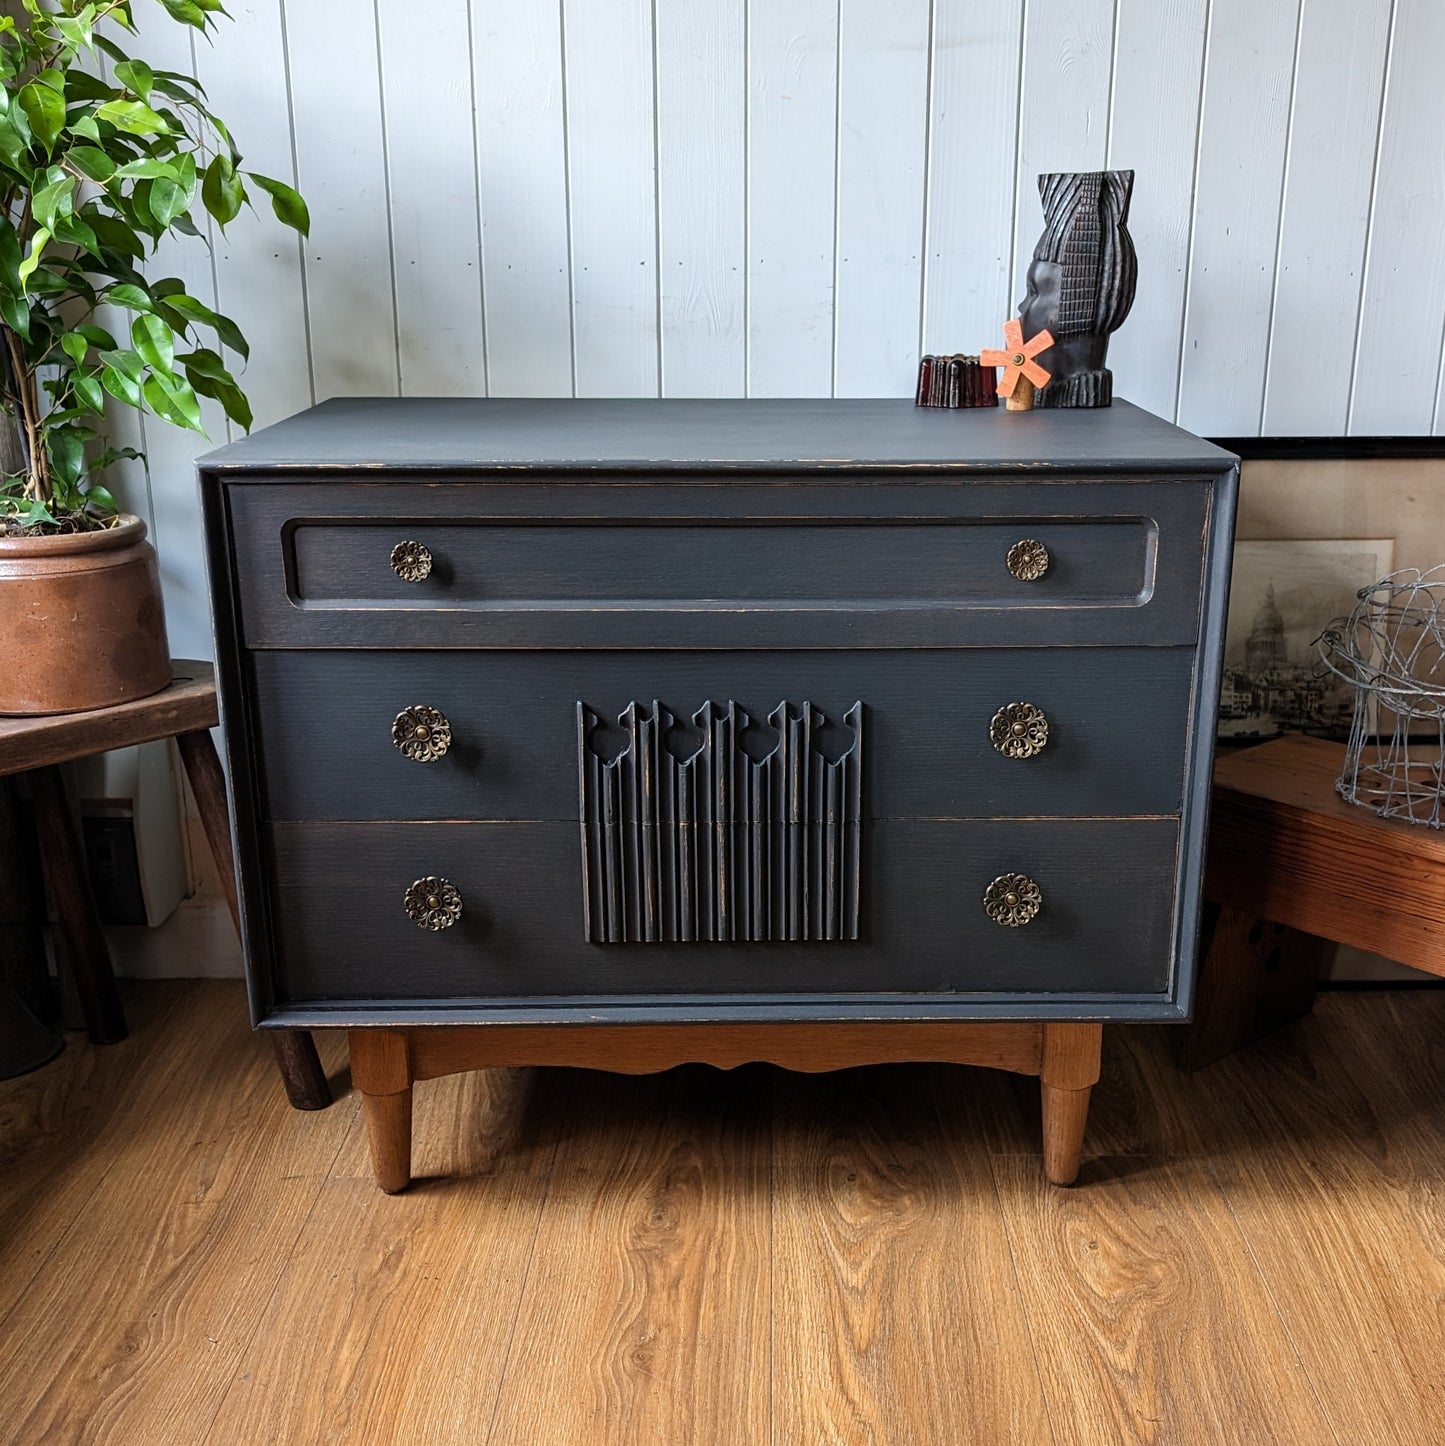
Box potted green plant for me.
[0,0,307,714]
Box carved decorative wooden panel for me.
[578,700,864,944]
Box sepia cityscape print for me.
[1219,539,1395,743]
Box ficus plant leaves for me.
[0,1,308,531]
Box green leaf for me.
[131,312,174,374]
[18,227,50,290]
[70,114,100,142]
[105,281,151,311]
[17,77,65,151]
[113,60,153,102]
[32,174,76,230]
[158,291,248,360]
[84,484,117,516]
[53,213,100,256]
[101,364,142,408]
[0,114,27,166]
[46,427,87,487]
[73,371,105,413]
[68,145,117,182]
[0,291,29,339]
[143,371,205,433]
[201,153,242,226]
[0,221,22,292]
[61,332,88,365]
[157,0,208,26]
[76,323,116,349]
[53,14,92,52]
[94,98,170,137]
[149,176,187,228]
[113,157,178,180]
[246,172,310,236]
[98,347,146,382]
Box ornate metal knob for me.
[392,704,452,763]
[989,702,1049,760]
[404,876,463,931]
[390,540,433,582]
[983,873,1042,927]
[1006,538,1050,581]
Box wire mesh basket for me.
[1316,565,1445,827]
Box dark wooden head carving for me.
[1017,170,1136,408]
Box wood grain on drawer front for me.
[226,478,1211,648]
[250,647,1195,822]
[264,818,1180,1006]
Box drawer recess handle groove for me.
[983,873,1042,927]
[392,704,452,762]
[1006,538,1050,581]
[404,876,462,930]
[390,539,433,582]
[989,702,1049,759]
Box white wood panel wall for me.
[103,0,1442,657]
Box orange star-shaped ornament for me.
[981,318,1054,402]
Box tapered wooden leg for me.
[350,1029,414,1192]
[362,1086,414,1194]
[1039,1022,1102,1186]
[177,727,332,1110]
[29,764,126,1044]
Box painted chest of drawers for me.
[199,397,1238,1189]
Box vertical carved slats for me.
[578,700,864,944]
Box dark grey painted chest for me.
[198,398,1238,1030]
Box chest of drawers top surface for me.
[198,396,1234,475]
[200,398,1237,1029]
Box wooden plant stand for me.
[348,1019,1103,1192]
[0,660,330,1110]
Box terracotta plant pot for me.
[0,514,171,715]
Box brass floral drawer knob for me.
[404,876,463,931]
[390,539,433,582]
[983,872,1042,927]
[392,704,452,762]
[1006,538,1050,581]
[989,701,1049,759]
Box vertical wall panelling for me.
[746,0,839,397]
[655,0,746,397]
[920,0,1025,364]
[562,0,660,397]
[1176,0,1300,435]
[1104,0,1208,422]
[1010,0,1116,314]
[1351,0,1445,434]
[191,2,312,432]
[832,0,932,398]
[375,0,485,395]
[472,0,573,396]
[283,0,399,399]
[1262,0,1391,435]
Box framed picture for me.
[1219,539,1395,742]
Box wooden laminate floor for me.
[2,982,1444,1445]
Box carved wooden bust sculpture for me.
[1018,170,1137,408]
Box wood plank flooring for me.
[2,981,1444,1444]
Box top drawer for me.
[223,476,1214,649]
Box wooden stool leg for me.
[350,1029,414,1193]
[176,728,332,1111]
[1040,1022,1102,1186]
[29,764,126,1045]
[1177,902,1329,1071]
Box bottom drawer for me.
[264,819,1181,1007]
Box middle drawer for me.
[250,649,1194,822]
